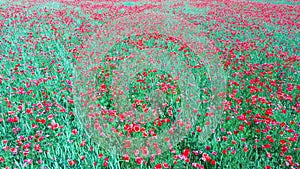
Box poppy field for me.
[0,0,299,168]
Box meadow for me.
[0,0,299,168]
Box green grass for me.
[0,0,299,169]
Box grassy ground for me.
[0,0,299,169]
